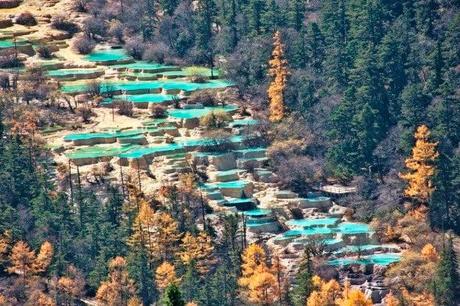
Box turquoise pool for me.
[47,68,103,77]
[60,79,233,94]
[337,222,372,234]
[112,61,178,72]
[103,94,177,104]
[118,143,183,159]
[216,180,250,189]
[286,217,339,228]
[64,129,144,141]
[243,208,272,216]
[85,49,131,62]
[229,118,258,127]
[0,39,28,49]
[168,105,238,119]
[328,253,400,266]
[283,227,334,237]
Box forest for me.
[0,0,459,305]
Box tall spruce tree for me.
[433,237,459,306]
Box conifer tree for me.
[161,283,185,306]
[433,237,459,306]
[290,248,313,306]
[96,257,138,306]
[268,31,288,122]
[400,125,439,205]
[238,244,279,304]
[156,261,178,291]
[178,231,214,274]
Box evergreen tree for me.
[430,146,460,233]
[433,237,459,305]
[290,249,313,306]
[160,0,179,16]
[287,0,305,31]
[161,283,185,306]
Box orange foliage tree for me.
[399,125,438,205]
[130,201,180,262]
[268,31,288,122]
[155,261,179,291]
[306,275,341,306]
[238,244,279,304]
[336,281,372,306]
[96,256,138,305]
[8,240,53,285]
[178,231,214,274]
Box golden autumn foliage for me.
[401,288,435,306]
[383,291,400,306]
[155,261,178,290]
[96,257,138,306]
[130,201,180,261]
[421,243,438,261]
[268,31,288,122]
[56,265,85,302]
[399,125,438,204]
[8,240,53,282]
[178,231,214,274]
[336,282,372,306]
[306,276,341,306]
[34,241,53,273]
[239,244,279,304]
[35,292,56,306]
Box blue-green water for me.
[286,218,339,228]
[337,222,372,234]
[168,105,237,119]
[85,49,131,62]
[243,208,271,216]
[216,180,250,189]
[112,61,177,72]
[64,129,144,141]
[103,94,176,105]
[328,253,400,266]
[60,79,233,94]
[229,118,258,127]
[283,227,334,237]
[118,143,183,159]
[48,69,103,77]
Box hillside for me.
[0,0,459,305]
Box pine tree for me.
[430,146,460,233]
[160,0,179,16]
[161,283,185,306]
[400,125,439,205]
[268,31,288,122]
[287,0,305,31]
[290,248,313,306]
[433,237,459,305]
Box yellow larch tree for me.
[130,201,180,262]
[238,244,279,305]
[178,231,214,274]
[306,276,341,306]
[399,125,439,204]
[268,31,289,122]
[33,241,53,273]
[336,281,372,306]
[421,243,438,261]
[7,241,36,279]
[96,256,138,306]
[155,261,179,291]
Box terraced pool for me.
[168,105,238,119]
[328,253,401,266]
[85,49,132,63]
[286,217,339,228]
